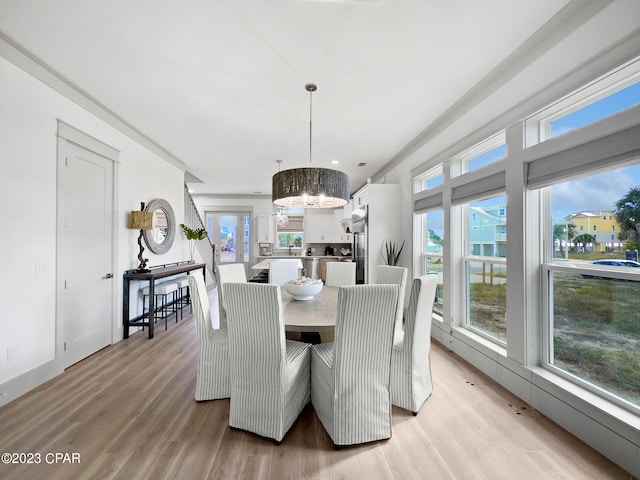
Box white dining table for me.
[282,285,338,333]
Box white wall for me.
[0,53,188,404]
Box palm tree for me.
[573,233,595,252]
[614,187,640,250]
[553,222,575,258]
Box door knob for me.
[103,273,113,279]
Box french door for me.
[206,211,251,269]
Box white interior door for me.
[57,141,114,367]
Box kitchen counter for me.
[256,255,352,281]
[252,258,303,270]
[258,255,351,260]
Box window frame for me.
[410,58,640,418]
[418,208,445,319]
[530,98,640,414]
[462,191,508,344]
[542,261,640,413]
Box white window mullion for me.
[505,123,527,365]
[444,161,458,331]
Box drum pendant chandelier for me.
[272,84,349,209]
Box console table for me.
[123,262,206,339]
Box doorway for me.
[56,123,116,368]
[206,211,251,271]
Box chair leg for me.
[173,291,179,323]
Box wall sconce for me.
[129,202,154,272]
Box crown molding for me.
[0,30,186,172]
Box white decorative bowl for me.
[285,282,323,301]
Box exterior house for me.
[469,205,507,257]
[568,210,623,251]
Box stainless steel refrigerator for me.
[352,206,367,284]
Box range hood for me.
[340,217,352,233]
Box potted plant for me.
[383,240,405,266]
[180,224,208,261]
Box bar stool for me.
[141,280,179,330]
[172,275,191,320]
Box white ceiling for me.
[0,0,572,196]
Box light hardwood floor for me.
[0,290,634,480]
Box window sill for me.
[451,325,507,359]
[531,366,640,435]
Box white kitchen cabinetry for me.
[305,214,336,243]
[256,215,274,243]
[342,201,353,219]
[305,209,346,243]
[334,209,351,243]
[352,188,369,208]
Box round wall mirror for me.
[143,198,176,254]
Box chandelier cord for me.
[309,87,313,165]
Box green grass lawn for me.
[467,269,640,406]
[552,273,640,404]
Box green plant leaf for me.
[180,223,208,241]
[383,239,405,265]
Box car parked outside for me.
[582,259,640,281]
[592,260,640,268]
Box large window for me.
[465,194,507,343]
[451,131,506,177]
[467,144,506,172]
[548,80,640,139]
[412,59,640,424]
[420,209,444,316]
[548,268,640,406]
[544,165,640,408]
[413,165,443,194]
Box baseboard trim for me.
[0,360,63,408]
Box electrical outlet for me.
[7,345,17,363]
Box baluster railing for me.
[184,184,216,285]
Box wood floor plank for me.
[0,290,634,480]
[356,443,395,480]
[388,410,456,480]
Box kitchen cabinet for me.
[352,188,369,208]
[305,214,336,243]
[342,201,353,219]
[334,209,351,243]
[305,209,345,243]
[256,215,274,243]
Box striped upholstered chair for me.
[215,263,246,329]
[224,282,311,444]
[268,260,300,285]
[376,265,408,332]
[188,270,230,401]
[325,261,356,287]
[311,284,399,446]
[390,275,438,415]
